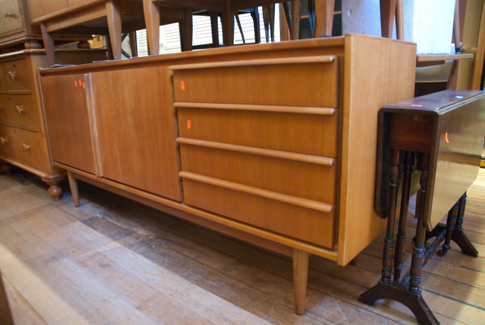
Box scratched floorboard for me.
[0,167,484,324]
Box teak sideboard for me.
[0,49,107,199]
[39,34,416,313]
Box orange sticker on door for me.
[187,120,191,129]
[181,81,185,90]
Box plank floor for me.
[0,167,484,324]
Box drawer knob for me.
[8,71,17,81]
[22,144,31,151]
[15,105,25,115]
[0,137,8,145]
[4,12,14,18]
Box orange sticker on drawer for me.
[181,81,185,90]
[187,120,191,129]
[74,80,77,87]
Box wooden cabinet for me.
[27,0,68,20]
[0,0,88,49]
[0,49,107,200]
[39,34,416,313]
[41,73,97,175]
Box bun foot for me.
[42,176,64,201]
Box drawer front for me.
[0,0,24,36]
[0,125,14,158]
[182,178,335,249]
[0,95,40,130]
[179,142,336,204]
[3,59,31,91]
[177,107,338,157]
[172,57,339,107]
[0,125,44,170]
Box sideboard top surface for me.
[38,34,414,76]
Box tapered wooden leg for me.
[128,31,137,57]
[251,7,261,43]
[179,8,193,51]
[396,0,404,40]
[106,0,122,60]
[235,14,245,44]
[41,23,55,67]
[290,0,301,40]
[41,175,64,201]
[142,0,160,55]
[209,11,219,47]
[380,0,397,38]
[67,171,80,207]
[293,249,310,314]
[313,0,335,37]
[221,1,234,46]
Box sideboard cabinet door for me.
[42,74,98,174]
[89,67,182,201]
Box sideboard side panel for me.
[337,34,417,266]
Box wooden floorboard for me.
[0,167,484,324]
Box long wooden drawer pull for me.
[0,137,7,145]
[177,138,335,166]
[180,171,334,213]
[22,143,31,151]
[174,102,336,115]
[15,105,25,115]
[169,55,337,70]
[8,71,17,81]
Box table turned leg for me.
[409,153,428,294]
[394,151,414,282]
[67,171,80,207]
[437,202,458,256]
[426,193,478,258]
[293,249,310,314]
[451,193,479,257]
[382,149,402,283]
[360,152,439,325]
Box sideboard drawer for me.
[177,106,338,157]
[181,175,335,249]
[3,59,31,91]
[10,127,43,169]
[0,125,14,158]
[172,56,339,108]
[0,95,40,130]
[179,140,337,204]
[0,64,5,91]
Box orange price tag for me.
[181,81,185,90]
[187,120,191,129]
